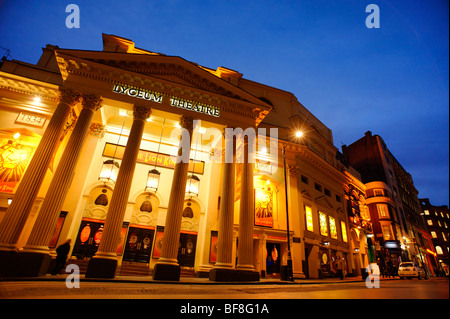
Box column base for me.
[0,250,19,278]
[209,268,260,282]
[0,250,52,277]
[19,251,52,277]
[85,257,117,278]
[153,263,180,281]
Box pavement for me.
[1,273,401,285]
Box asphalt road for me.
[0,277,448,299]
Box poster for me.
[254,183,274,228]
[0,132,39,192]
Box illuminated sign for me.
[426,249,437,257]
[112,83,220,117]
[170,97,220,117]
[112,83,163,103]
[384,241,399,249]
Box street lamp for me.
[282,130,303,282]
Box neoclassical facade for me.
[0,34,371,280]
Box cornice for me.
[0,72,60,103]
[281,142,348,186]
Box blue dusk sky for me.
[0,0,448,205]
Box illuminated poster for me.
[209,231,218,263]
[152,227,165,259]
[319,212,328,236]
[329,216,337,239]
[0,131,39,192]
[254,183,274,227]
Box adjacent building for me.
[342,131,436,275]
[419,198,449,276]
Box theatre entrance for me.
[72,220,104,259]
[178,233,197,268]
[266,243,281,277]
[122,227,155,263]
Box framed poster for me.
[152,226,165,259]
[0,132,39,192]
[48,211,68,248]
[209,230,218,263]
[254,184,274,228]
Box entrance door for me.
[72,220,104,259]
[266,243,281,276]
[123,227,155,263]
[178,233,197,267]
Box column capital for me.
[288,165,299,176]
[58,88,81,106]
[82,94,103,111]
[133,105,152,121]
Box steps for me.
[63,259,196,278]
[119,261,151,276]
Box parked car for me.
[398,262,428,280]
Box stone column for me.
[85,105,151,278]
[15,95,102,276]
[153,116,193,281]
[209,130,236,281]
[236,134,259,281]
[0,89,81,253]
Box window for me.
[319,212,328,236]
[427,220,433,226]
[377,204,389,218]
[301,175,309,184]
[374,189,384,197]
[329,216,337,239]
[382,225,393,240]
[341,221,348,242]
[324,188,331,197]
[305,206,314,232]
[424,210,430,215]
[315,183,322,192]
[443,233,447,241]
[436,246,443,255]
[431,231,437,238]
[336,195,341,203]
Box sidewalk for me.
[1,274,402,285]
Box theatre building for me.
[0,34,367,280]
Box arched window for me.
[435,246,443,255]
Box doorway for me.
[123,227,155,263]
[178,233,197,267]
[266,243,281,277]
[72,220,104,259]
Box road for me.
[0,277,448,299]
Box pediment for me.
[54,49,271,111]
[315,195,335,210]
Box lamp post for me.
[281,130,303,282]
